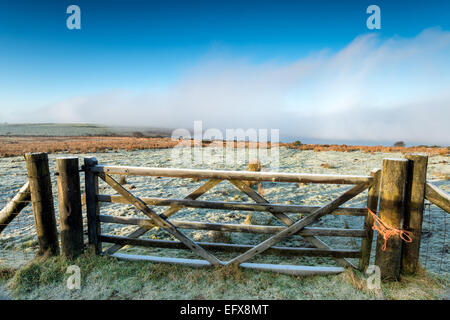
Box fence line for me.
[0,152,448,280]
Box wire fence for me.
[420,202,448,277]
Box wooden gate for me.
[83,157,380,276]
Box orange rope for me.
[367,208,413,251]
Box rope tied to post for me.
[367,208,413,251]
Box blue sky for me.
[1,0,450,144]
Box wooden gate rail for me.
[98,215,367,237]
[425,182,450,213]
[0,182,31,234]
[96,195,367,216]
[84,158,375,275]
[225,182,369,265]
[99,235,362,258]
[90,165,373,185]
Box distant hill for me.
[0,123,173,137]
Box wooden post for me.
[401,153,428,275]
[25,153,59,256]
[375,158,408,281]
[359,168,381,271]
[56,157,84,259]
[84,157,101,254]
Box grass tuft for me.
[4,252,448,300]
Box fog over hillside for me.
[3,29,450,145]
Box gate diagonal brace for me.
[104,178,221,255]
[225,182,369,265]
[98,173,223,266]
[228,179,355,268]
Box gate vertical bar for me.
[359,168,381,271]
[57,157,84,259]
[401,153,428,275]
[25,152,59,256]
[84,157,101,254]
[375,158,408,281]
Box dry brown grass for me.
[282,142,449,156]
[0,136,276,158]
[0,136,448,158]
[320,163,337,169]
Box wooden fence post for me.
[25,153,59,256]
[401,153,428,275]
[375,158,408,281]
[84,157,101,254]
[56,157,84,259]
[359,168,381,271]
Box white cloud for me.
[29,28,450,145]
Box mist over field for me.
[9,28,450,146]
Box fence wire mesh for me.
[420,202,448,277]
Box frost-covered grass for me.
[0,250,447,300]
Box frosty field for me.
[0,147,448,276]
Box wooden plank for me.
[25,152,59,256]
[97,194,367,216]
[98,173,223,266]
[0,182,30,234]
[111,253,346,276]
[425,182,450,213]
[100,235,362,258]
[91,165,372,185]
[84,157,101,254]
[359,168,381,271]
[229,179,354,268]
[104,179,222,255]
[375,159,408,281]
[402,154,428,275]
[99,215,366,237]
[104,227,148,256]
[56,157,84,259]
[225,182,369,265]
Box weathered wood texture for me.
[359,168,381,271]
[91,165,372,185]
[103,179,221,255]
[57,158,84,259]
[25,153,59,256]
[401,154,428,275]
[0,182,30,234]
[98,173,223,265]
[99,215,366,237]
[375,159,408,281]
[84,157,102,253]
[226,182,369,265]
[99,235,361,258]
[230,179,354,268]
[96,194,366,216]
[425,182,450,213]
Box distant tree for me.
[292,140,302,147]
[132,131,145,138]
[394,141,405,147]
